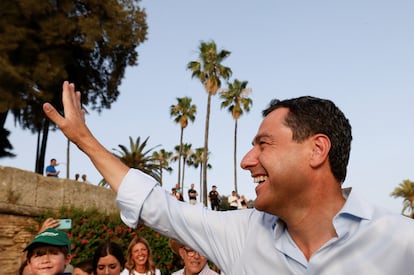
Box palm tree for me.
[188,147,212,202]
[173,143,193,192]
[220,79,252,193]
[391,179,414,217]
[99,136,160,187]
[187,40,232,206]
[170,97,197,189]
[152,149,173,186]
[180,143,194,190]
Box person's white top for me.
[117,169,414,275]
[120,268,161,275]
[227,194,239,208]
[171,264,218,275]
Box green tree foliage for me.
[112,136,161,182]
[390,179,414,217]
[0,0,148,173]
[187,41,232,205]
[152,149,173,186]
[0,112,15,158]
[220,79,252,194]
[35,207,183,274]
[170,97,197,189]
[98,136,161,188]
[173,143,194,190]
[187,147,211,201]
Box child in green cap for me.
[24,228,72,275]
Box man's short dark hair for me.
[263,96,352,183]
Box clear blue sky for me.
[2,0,414,213]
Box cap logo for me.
[36,232,59,238]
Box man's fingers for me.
[43,102,64,126]
[43,81,80,127]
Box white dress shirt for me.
[117,169,414,275]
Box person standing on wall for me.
[188,183,198,205]
[208,185,220,211]
[45,158,60,177]
[227,191,239,210]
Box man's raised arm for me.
[42,81,129,192]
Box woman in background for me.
[93,241,125,275]
[121,236,161,275]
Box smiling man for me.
[170,239,218,275]
[43,81,414,274]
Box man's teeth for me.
[253,176,268,183]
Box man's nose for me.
[240,147,258,170]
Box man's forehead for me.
[254,109,291,140]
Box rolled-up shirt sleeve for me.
[116,169,159,228]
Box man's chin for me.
[253,198,265,211]
[188,266,203,274]
[35,269,59,275]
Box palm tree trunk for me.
[66,138,70,179]
[159,159,163,186]
[178,128,184,189]
[181,157,186,190]
[234,119,238,193]
[199,164,203,202]
[35,129,41,172]
[202,93,212,206]
[35,119,49,175]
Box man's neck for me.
[282,186,346,260]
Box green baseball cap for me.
[24,228,71,253]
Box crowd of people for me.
[19,218,219,275]
[170,184,250,211]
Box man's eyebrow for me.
[252,133,271,145]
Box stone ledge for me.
[0,165,118,215]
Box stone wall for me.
[0,165,119,275]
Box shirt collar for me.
[271,187,375,267]
[337,187,373,221]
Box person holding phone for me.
[21,218,74,274]
[24,228,72,275]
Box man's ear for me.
[310,134,331,168]
[178,248,186,259]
